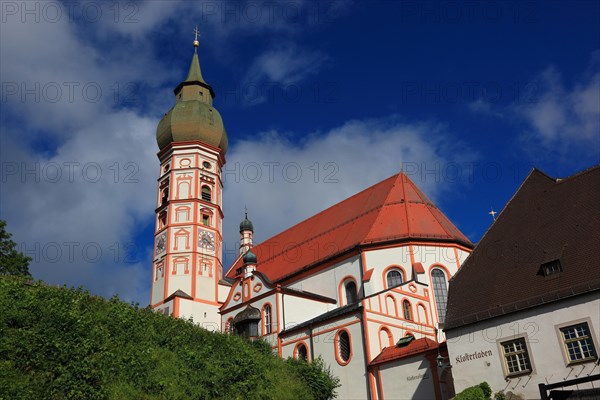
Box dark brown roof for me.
[445,165,600,330]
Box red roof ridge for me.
[256,206,382,265]
[226,171,472,282]
[262,173,398,244]
[370,337,439,366]
[400,173,412,238]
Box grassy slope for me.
[0,276,317,400]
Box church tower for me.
[150,31,228,328]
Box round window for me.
[203,161,211,169]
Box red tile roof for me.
[445,165,600,330]
[370,337,439,366]
[226,173,472,283]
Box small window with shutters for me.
[201,186,212,202]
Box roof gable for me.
[445,165,600,330]
[227,173,472,282]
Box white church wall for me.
[378,356,437,400]
[282,294,332,330]
[178,298,221,331]
[446,292,600,399]
[363,245,413,295]
[217,283,230,303]
[287,255,362,303]
[168,273,192,298]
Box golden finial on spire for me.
[193,25,200,50]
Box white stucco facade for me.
[446,292,600,399]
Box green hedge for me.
[454,382,492,400]
[0,276,339,400]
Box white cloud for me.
[513,52,600,153]
[221,117,477,267]
[241,43,328,105]
[468,98,504,118]
[1,111,158,302]
[0,9,163,303]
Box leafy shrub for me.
[286,356,340,400]
[0,276,339,400]
[454,386,486,400]
[479,382,492,398]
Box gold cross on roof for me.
[193,25,200,49]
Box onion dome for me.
[243,249,257,265]
[239,212,254,233]
[156,39,228,153]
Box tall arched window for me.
[345,280,358,304]
[431,268,449,323]
[335,330,352,365]
[386,295,398,317]
[201,185,212,202]
[403,300,412,321]
[263,304,272,334]
[386,269,404,288]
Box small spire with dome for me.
[239,208,254,255]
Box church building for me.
[150,38,474,400]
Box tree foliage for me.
[285,357,340,400]
[454,382,493,400]
[0,220,31,277]
[0,276,339,400]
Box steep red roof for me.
[370,337,439,366]
[445,165,600,330]
[227,173,472,282]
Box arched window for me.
[431,268,449,323]
[379,327,394,350]
[344,280,358,304]
[335,330,352,365]
[201,186,212,202]
[403,300,412,321]
[263,304,272,335]
[386,269,404,288]
[295,343,308,361]
[385,295,398,317]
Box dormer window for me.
[540,259,562,277]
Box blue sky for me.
[1,0,598,304]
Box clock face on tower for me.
[198,229,215,253]
[155,233,167,256]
